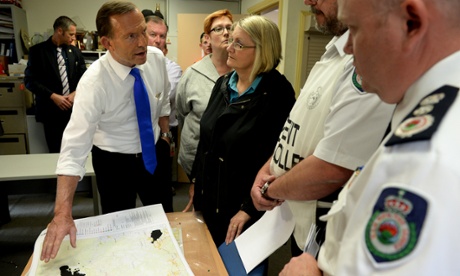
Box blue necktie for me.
[130,68,157,174]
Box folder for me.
[218,203,295,275]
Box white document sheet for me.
[235,202,295,273]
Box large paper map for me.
[28,205,193,276]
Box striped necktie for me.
[57,47,70,96]
[130,67,157,174]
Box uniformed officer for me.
[280,0,460,274]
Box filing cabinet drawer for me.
[0,134,27,154]
[0,108,26,133]
[0,82,24,107]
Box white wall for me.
[22,0,166,35]
[166,0,240,62]
[21,0,240,63]
[240,0,312,94]
[21,0,313,92]
[280,0,311,92]
[241,0,261,13]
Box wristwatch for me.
[161,131,173,139]
[260,182,275,200]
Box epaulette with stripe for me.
[385,85,458,146]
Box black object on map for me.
[151,229,163,243]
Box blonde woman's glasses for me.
[228,37,256,51]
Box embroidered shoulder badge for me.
[365,187,427,264]
[352,68,365,93]
[306,86,322,110]
[386,85,458,146]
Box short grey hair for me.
[145,15,169,32]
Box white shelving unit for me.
[81,50,106,67]
[0,4,27,63]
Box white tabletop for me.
[0,153,94,181]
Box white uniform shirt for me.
[269,31,395,250]
[318,51,460,275]
[165,57,182,128]
[56,46,170,179]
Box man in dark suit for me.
[25,16,86,153]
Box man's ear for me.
[402,0,427,50]
[100,36,111,51]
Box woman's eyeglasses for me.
[210,26,232,34]
[228,37,256,51]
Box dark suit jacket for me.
[24,37,86,122]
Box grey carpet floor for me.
[0,183,291,276]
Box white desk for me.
[0,153,100,216]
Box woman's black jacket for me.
[191,68,296,245]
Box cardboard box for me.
[8,64,26,77]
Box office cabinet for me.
[0,134,26,154]
[0,78,28,154]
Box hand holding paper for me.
[219,203,295,275]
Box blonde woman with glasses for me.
[187,16,295,268]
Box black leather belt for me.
[92,145,142,158]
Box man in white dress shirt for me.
[145,13,183,192]
[40,1,171,263]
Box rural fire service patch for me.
[365,187,427,264]
[394,114,434,138]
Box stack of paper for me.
[303,223,320,257]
